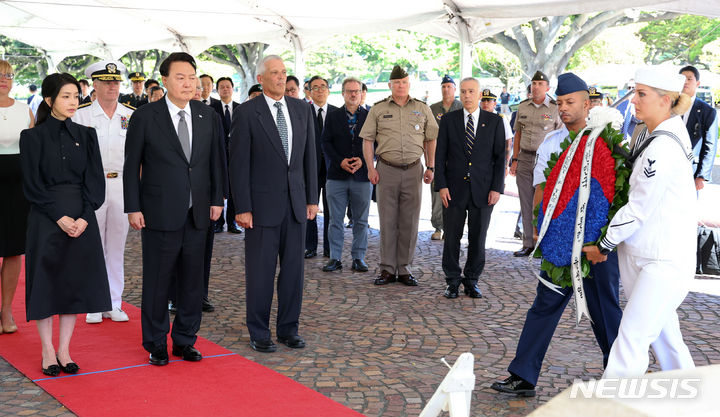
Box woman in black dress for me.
[19,73,111,377]
[0,59,34,335]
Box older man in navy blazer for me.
[434,77,505,299]
[229,55,318,353]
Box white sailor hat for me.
[634,67,685,93]
[85,60,126,81]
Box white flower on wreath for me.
[587,106,624,130]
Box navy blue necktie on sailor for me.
[274,101,289,161]
[465,113,474,181]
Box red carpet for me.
[0,263,363,417]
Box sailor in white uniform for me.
[73,60,134,323]
[584,67,697,378]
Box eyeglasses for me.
[311,86,328,92]
[0,73,15,80]
[343,89,361,95]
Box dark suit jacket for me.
[434,108,505,208]
[123,98,224,231]
[310,103,338,186]
[229,95,318,227]
[685,98,717,178]
[210,99,240,138]
[321,105,369,182]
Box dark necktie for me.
[224,104,231,128]
[203,99,208,105]
[274,102,289,161]
[317,108,324,132]
[465,113,475,157]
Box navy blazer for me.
[123,98,224,231]
[310,103,338,185]
[228,95,318,227]
[685,98,717,179]
[434,108,505,208]
[321,105,369,182]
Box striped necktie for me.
[465,113,475,158]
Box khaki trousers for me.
[516,154,536,248]
[376,162,423,275]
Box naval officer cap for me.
[441,74,455,85]
[85,60,126,81]
[481,89,497,101]
[634,67,685,93]
[555,72,588,96]
[588,87,604,99]
[390,65,409,80]
[531,71,549,82]
[129,71,146,82]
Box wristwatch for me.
[598,245,611,255]
[426,167,435,172]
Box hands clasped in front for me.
[341,157,363,174]
[56,215,88,238]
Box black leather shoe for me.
[351,259,368,272]
[277,334,306,349]
[463,282,483,298]
[172,344,202,361]
[57,357,79,374]
[490,375,536,397]
[444,284,459,299]
[345,221,354,228]
[514,229,523,239]
[322,259,342,272]
[202,297,215,312]
[168,301,177,314]
[513,247,533,257]
[304,249,317,259]
[228,225,243,234]
[397,274,418,286]
[213,223,224,233]
[149,347,169,366]
[323,250,330,258]
[41,362,61,377]
[374,270,397,285]
[250,339,277,353]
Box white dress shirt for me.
[312,102,329,127]
[165,95,193,152]
[463,107,480,137]
[264,93,293,163]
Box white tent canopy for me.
[1,0,718,78]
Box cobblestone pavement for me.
[2,187,719,417]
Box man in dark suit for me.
[305,75,338,259]
[434,77,505,299]
[199,74,221,107]
[124,52,224,366]
[229,55,318,353]
[210,76,241,234]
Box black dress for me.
[19,116,111,320]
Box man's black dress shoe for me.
[323,249,330,258]
[57,357,79,374]
[168,301,177,314]
[463,282,483,298]
[490,375,536,397]
[149,347,169,366]
[277,334,306,349]
[322,259,342,272]
[351,259,368,272]
[172,345,202,361]
[228,225,243,234]
[304,249,317,259]
[513,229,523,239]
[250,339,277,353]
[42,362,61,377]
[213,223,224,233]
[202,297,215,312]
[444,284,459,299]
[397,274,418,286]
[513,247,533,257]
[374,270,397,285]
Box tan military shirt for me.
[513,96,562,152]
[360,95,439,165]
[429,99,462,124]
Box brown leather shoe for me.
[397,274,418,286]
[374,270,397,285]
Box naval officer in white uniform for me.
[584,67,696,378]
[73,60,134,323]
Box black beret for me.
[531,71,548,82]
[390,65,409,80]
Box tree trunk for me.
[200,42,268,101]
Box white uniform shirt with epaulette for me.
[533,125,570,187]
[72,101,135,174]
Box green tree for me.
[199,43,269,100]
[56,55,100,80]
[0,34,48,84]
[120,49,170,80]
[473,42,521,86]
[638,15,720,67]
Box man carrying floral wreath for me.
[491,73,623,397]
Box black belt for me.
[378,157,420,170]
[519,149,537,156]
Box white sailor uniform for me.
[599,115,697,378]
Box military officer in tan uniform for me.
[509,71,562,257]
[361,65,439,286]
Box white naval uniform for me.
[599,115,696,378]
[72,101,134,309]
